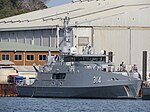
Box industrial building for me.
[0,0,150,73]
[0,42,59,85]
[0,42,59,66]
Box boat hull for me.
[142,87,150,100]
[17,84,139,99]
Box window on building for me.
[2,54,10,60]
[39,55,47,61]
[14,54,22,60]
[78,37,89,46]
[27,54,34,60]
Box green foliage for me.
[0,0,23,19]
[0,0,46,19]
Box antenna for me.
[61,16,71,54]
[64,16,71,47]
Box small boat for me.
[142,81,150,100]
[142,87,150,100]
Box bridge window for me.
[52,73,66,80]
[64,56,106,62]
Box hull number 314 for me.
[93,76,102,84]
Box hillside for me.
[0,0,47,19]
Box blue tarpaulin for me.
[15,76,24,80]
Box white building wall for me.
[87,4,150,73]
[131,29,150,73]
[93,27,150,73]
[93,27,130,66]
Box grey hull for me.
[17,85,138,99]
[16,55,142,99]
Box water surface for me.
[0,97,150,112]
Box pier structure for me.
[0,84,17,97]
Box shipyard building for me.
[0,0,150,73]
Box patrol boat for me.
[17,17,142,99]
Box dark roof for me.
[0,42,59,52]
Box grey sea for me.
[0,97,150,112]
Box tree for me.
[0,0,47,19]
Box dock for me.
[0,84,18,97]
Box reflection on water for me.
[0,97,150,112]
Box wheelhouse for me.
[63,55,106,63]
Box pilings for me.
[142,51,147,81]
[0,84,18,97]
[142,51,150,100]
